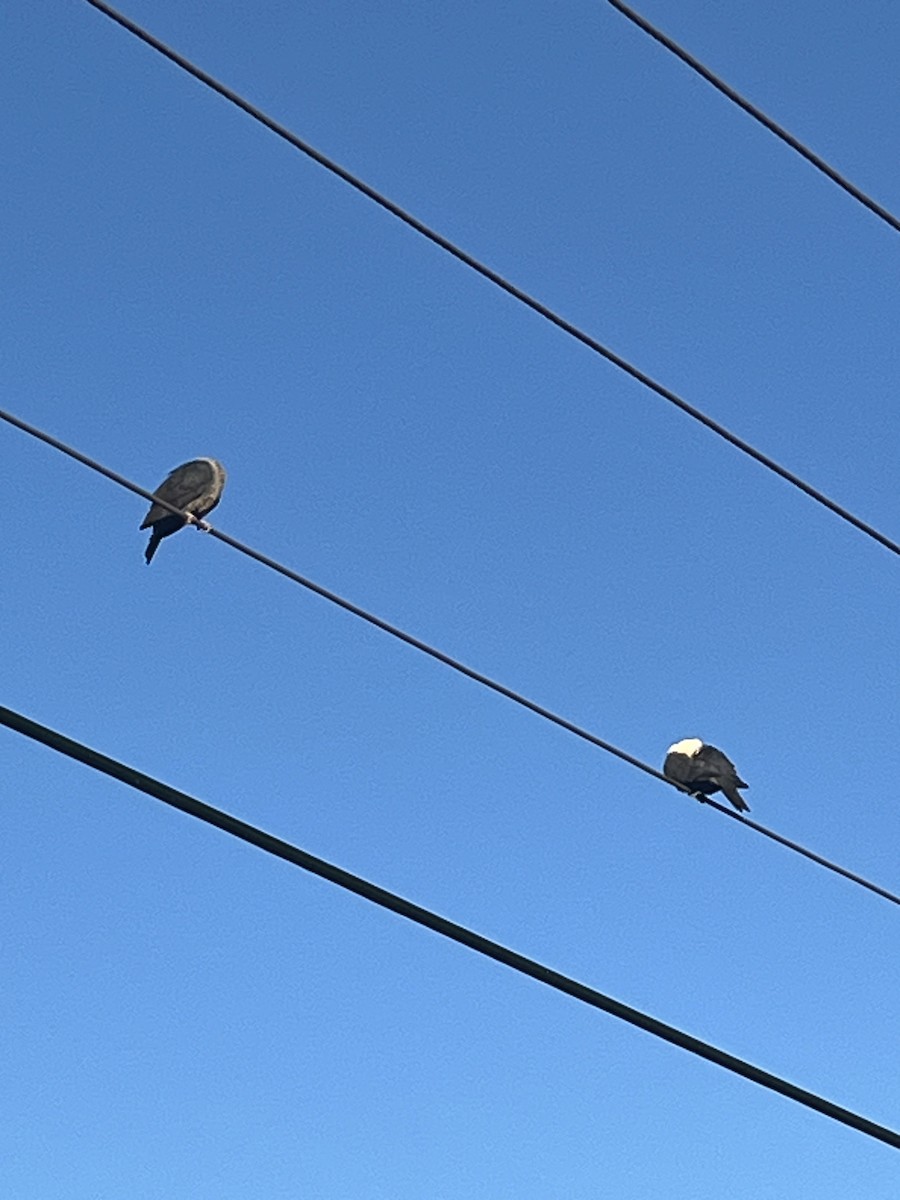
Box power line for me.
[80,0,900,561]
[3,406,899,911]
[3,702,898,1151]
[607,0,900,238]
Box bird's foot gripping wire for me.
[691,791,709,805]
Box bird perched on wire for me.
[663,738,750,812]
[140,458,227,564]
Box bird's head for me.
[666,737,703,758]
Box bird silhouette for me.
[141,458,226,564]
[663,738,750,812]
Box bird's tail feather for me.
[724,785,750,813]
[145,533,162,564]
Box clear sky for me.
[3,1,899,1195]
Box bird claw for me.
[192,518,212,533]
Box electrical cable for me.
[79,0,900,561]
[3,406,898,909]
[607,0,900,238]
[2,701,898,1150]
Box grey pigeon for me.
[663,737,750,812]
[140,458,226,564]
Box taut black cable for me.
[607,0,900,237]
[3,702,898,1150]
[79,0,900,560]
[3,406,899,909]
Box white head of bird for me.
[666,737,703,758]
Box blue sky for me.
[3,0,900,1194]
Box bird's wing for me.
[140,461,217,528]
[157,460,216,506]
[663,752,704,786]
[697,745,747,787]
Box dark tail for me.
[723,784,750,813]
[145,532,162,564]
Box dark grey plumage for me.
[140,458,226,564]
[663,738,750,813]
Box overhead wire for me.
[79,0,900,561]
[3,406,899,910]
[607,0,900,238]
[10,3,892,1152]
[3,701,899,1150]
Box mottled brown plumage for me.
[140,458,226,564]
